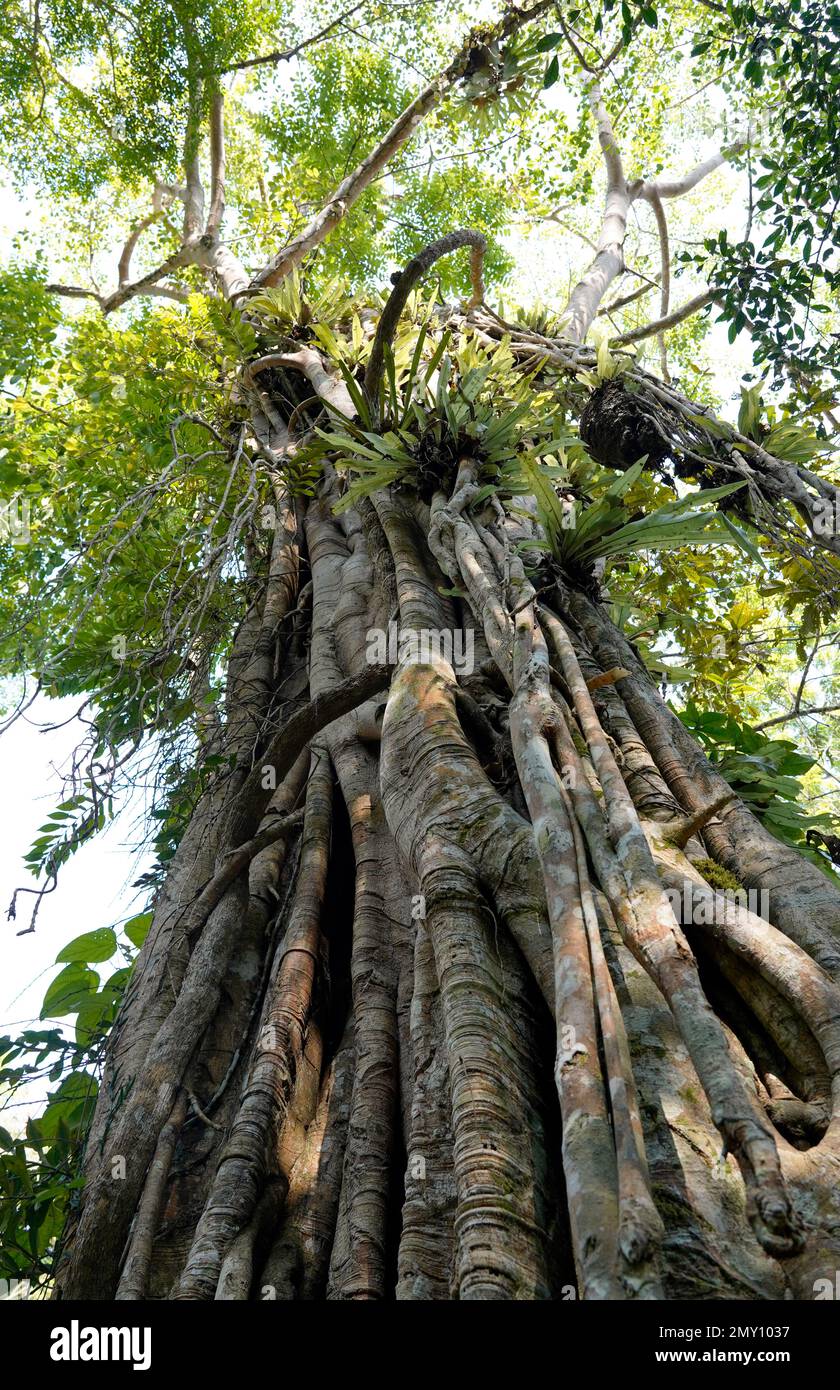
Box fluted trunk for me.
[53,364,840,1303]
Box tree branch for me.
[117,181,183,285]
[364,229,486,408]
[611,290,713,345]
[637,138,748,202]
[240,662,394,818]
[647,189,671,381]
[667,792,738,850]
[792,630,821,721]
[101,243,199,314]
[557,99,747,344]
[182,78,206,241]
[597,277,658,317]
[557,12,600,74]
[250,0,555,291]
[218,0,370,73]
[755,701,840,731]
[247,348,357,418]
[45,284,103,303]
[180,808,305,942]
[557,80,630,343]
[48,277,191,310]
[141,284,192,304]
[205,88,226,238]
[557,12,624,75]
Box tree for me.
[1,0,840,1302]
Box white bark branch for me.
[610,290,714,345]
[206,89,226,238]
[182,79,206,241]
[557,81,630,344]
[117,181,182,286]
[246,348,356,418]
[648,189,671,381]
[102,243,199,313]
[557,87,747,346]
[637,139,747,202]
[250,82,451,289]
[47,278,190,309]
[141,284,192,304]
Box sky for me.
[0,690,151,1070]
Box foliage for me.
[683,0,840,395]
[0,911,148,1287]
[311,329,558,510]
[519,457,760,577]
[677,700,840,878]
[0,255,62,384]
[0,0,287,194]
[249,271,357,339]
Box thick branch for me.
[101,242,199,314]
[182,75,206,241]
[638,140,747,202]
[611,290,713,345]
[206,88,226,238]
[239,662,394,819]
[364,230,487,407]
[117,181,182,285]
[647,189,671,381]
[248,348,356,418]
[558,81,629,344]
[560,108,747,344]
[250,85,450,289]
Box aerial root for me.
[665,792,739,851]
[540,608,804,1259]
[116,1091,188,1300]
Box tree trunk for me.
[51,318,840,1301]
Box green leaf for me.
[720,512,764,565]
[74,993,115,1048]
[124,911,152,949]
[55,927,117,965]
[40,966,99,1020]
